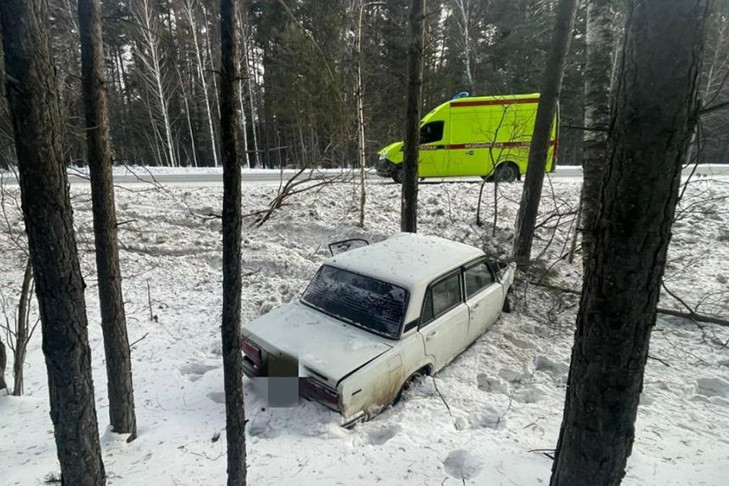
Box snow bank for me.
[1,175,728,485]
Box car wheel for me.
[502,293,513,313]
[395,370,423,405]
[392,165,404,184]
[494,162,519,183]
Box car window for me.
[433,273,462,315]
[420,121,444,144]
[421,291,434,323]
[301,265,409,339]
[421,272,462,327]
[465,260,495,298]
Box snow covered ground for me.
[1,174,728,485]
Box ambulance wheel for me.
[392,166,404,184]
[494,162,519,183]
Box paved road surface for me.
[2,165,728,187]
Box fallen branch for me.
[528,448,555,461]
[252,168,347,228]
[129,332,150,349]
[647,354,670,367]
[654,307,729,328]
[431,376,453,418]
[524,279,729,327]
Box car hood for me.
[242,301,393,387]
[378,141,402,157]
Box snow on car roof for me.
[326,233,484,290]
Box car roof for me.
[325,233,484,291]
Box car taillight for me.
[301,378,340,410]
[241,339,262,364]
[319,386,339,407]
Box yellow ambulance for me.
[376,93,558,183]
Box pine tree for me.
[220,0,247,483]
[551,1,710,484]
[0,0,106,483]
[78,0,137,439]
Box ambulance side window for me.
[420,121,444,144]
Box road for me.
[1,164,728,186]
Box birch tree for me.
[242,25,262,167]
[183,0,219,167]
[133,0,177,167]
[355,0,368,227]
[579,0,615,267]
[450,0,480,94]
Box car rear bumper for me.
[242,355,263,378]
[242,351,343,413]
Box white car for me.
[241,233,515,426]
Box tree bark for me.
[355,0,367,228]
[0,0,106,483]
[184,0,219,168]
[513,0,578,266]
[78,0,137,439]
[550,1,709,485]
[579,0,615,268]
[13,257,33,396]
[219,0,247,484]
[0,335,6,392]
[401,0,425,233]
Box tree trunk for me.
[0,0,106,483]
[355,0,367,228]
[243,32,261,168]
[550,1,709,485]
[401,0,425,233]
[0,335,6,392]
[513,0,578,266]
[239,78,250,168]
[185,0,219,168]
[219,0,247,484]
[13,258,33,396]
[454,0,476,94]
[78,0,137,439]
[579,0,615,268]
[179,64,200,167]
[134,0,176,168]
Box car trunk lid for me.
[242,301,393,388]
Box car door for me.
[464,259,504,341]
[418,120,449,177]
[418,270,470,370]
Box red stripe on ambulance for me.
[450,98,540,108]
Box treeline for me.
[0,0,727,170]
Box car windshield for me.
[301,265,409,339]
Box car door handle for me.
[426,330,438,340]
[466,150,474,155]
[472,303,480,309]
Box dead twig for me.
[647,354,670,367]
[525,279,729,327]
[129,332,150,349]
[431,376,453,418]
